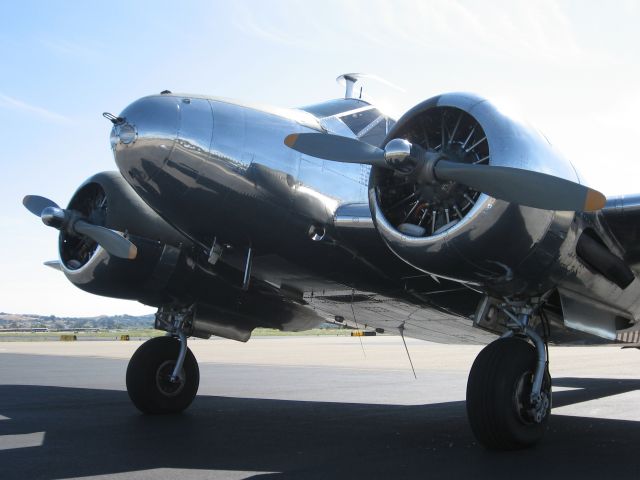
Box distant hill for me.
[0,312,154,330]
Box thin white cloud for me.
[231,2,326,50]
[0,93,71,124]
[349,0,590,65]
[382,0,583,62]
[232,8,293,46]
[231,0,613,68]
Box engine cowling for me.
[58,171,197,304]
[57,172,326,338]
[369,93,577,295]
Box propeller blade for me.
[434,161,606,212]
[23,195,60,216]
[24,194,138,260]
[284,133,388,168]
[43,260,63,271]
[284,133,605,212]
[74,220,138,259]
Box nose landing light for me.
[105,112,137,147]
[116,123,137,144]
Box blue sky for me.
[1,0,639,316]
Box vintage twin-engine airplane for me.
[23,73,640,450]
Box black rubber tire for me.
[126,336,199,414]
[466,337,551,450]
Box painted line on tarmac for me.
[0,431,45,451]
[63,468,276,479]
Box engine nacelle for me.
[57,171,327,338]
[369,93,576,296]
[58,171,197,305]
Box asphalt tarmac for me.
[0,336,639,479]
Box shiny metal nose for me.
[112,95,179,181]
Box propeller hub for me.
[383,138,414,172]
[41,206,66,229]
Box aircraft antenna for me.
[350,290,367,358]
[336,73,405,99]
[399,322,417,379]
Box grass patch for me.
[251,328,351,337]
[0,328,352,341]
[0,329,164,341]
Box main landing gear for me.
[466,304,552,450]
[126,312,200,414]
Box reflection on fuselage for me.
[111,93,402,293]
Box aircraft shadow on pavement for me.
[0,378,639,480]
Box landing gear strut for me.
[466,304,551,450]
[126,311,199,414]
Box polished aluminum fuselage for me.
[111,92,640,344]
[113,94,389,292]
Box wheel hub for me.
[513,371,549,425]
[156,360,185,397]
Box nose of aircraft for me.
[111,94,179,184]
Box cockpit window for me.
[340,108,380,135]
[300,98,396,147]
[360,117,392,146]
